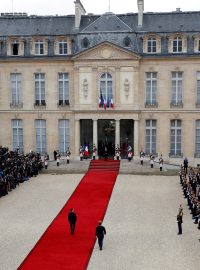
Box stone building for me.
[0,0,200,164]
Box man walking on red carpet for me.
[68,208,77,234]
[96,220,106,250]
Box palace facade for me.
[0,0,200,164]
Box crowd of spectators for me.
[179,164,200,230]
[0,146,43,198]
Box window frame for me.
[12,119,23,153]
[35,119,46,154]
[173,37,182,53]
[145,72,157,106]
[59,119,70,154]
[145,119,157,155]
[35,40,44,55]
[58,73,69,105]
[170,119,182,156]
[58,40,68,55]
[10,73,22,106]
[147,38,157,53]
[99,73,113,105]
[34,73,46,106]
[171,71,183,106]
[195,120,200,156]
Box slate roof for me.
[81,12,132,33]
[119,11,200,33]
[0,11,200,37]
[0,15,76,36]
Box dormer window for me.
[147,38,156,53]
[173,37,182,53]
[6,38,24,56]
[81,38,89,49]
[11,41,19,55]
[123,37,131,48]
[193,34,200,53]
[168,34,187,54]
[59,40,68,55]
[30,37,48,56]
[143,34,161,54]
[35,40,44,55]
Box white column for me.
[75,119,80,156]
[93,119,98,147]
[115,120,120,147]
[134,120,139,156]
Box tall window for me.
[145,72,157,105]
[59,40,67,55]
[10,73,22,106]
[100,73,113,102]
[173,37,182,53]
[198,40,200,52]
[171,72,183,106]
[58,73,69,105]
[145,120,157,154]
[59,120,70,153]
[170,120,182,156]
[11,42,19,55]
[195,120,200,156]
[12,119,23,152]
[35,120,46,154]
[147,38,156,53]
[196,72,200,105]
[35,73,45,106]
[35,40,44,55]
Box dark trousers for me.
[184,166,188,174]
[69,222,76,234]
[178,222,182,234]
[140,160,143,165]
[97,236,104,250]
[67,160,69,164]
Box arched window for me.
[81,37,89,49]
[123,37,131,47]
[100,73,113,104]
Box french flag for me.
[107,97,110,108]
[104,98,107,110]
[99,92,104,108]
[84,145,89,157]
[110,97,114,108]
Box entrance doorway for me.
[98,120,115,158]
[120,120,134,158]
[80,120,93,156]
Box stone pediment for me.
[73,42,140,61]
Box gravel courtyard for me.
[0,174,199,270]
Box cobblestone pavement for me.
[0,173,199,270]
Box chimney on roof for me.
[74,0,86,29]
[137,0,144,27]
[176,8,181,12]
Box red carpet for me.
[18,160,120,270]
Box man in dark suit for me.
[177,214,183,235]
[96,220,106,250]
[68,208,77,234]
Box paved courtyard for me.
[0,173,199,270]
